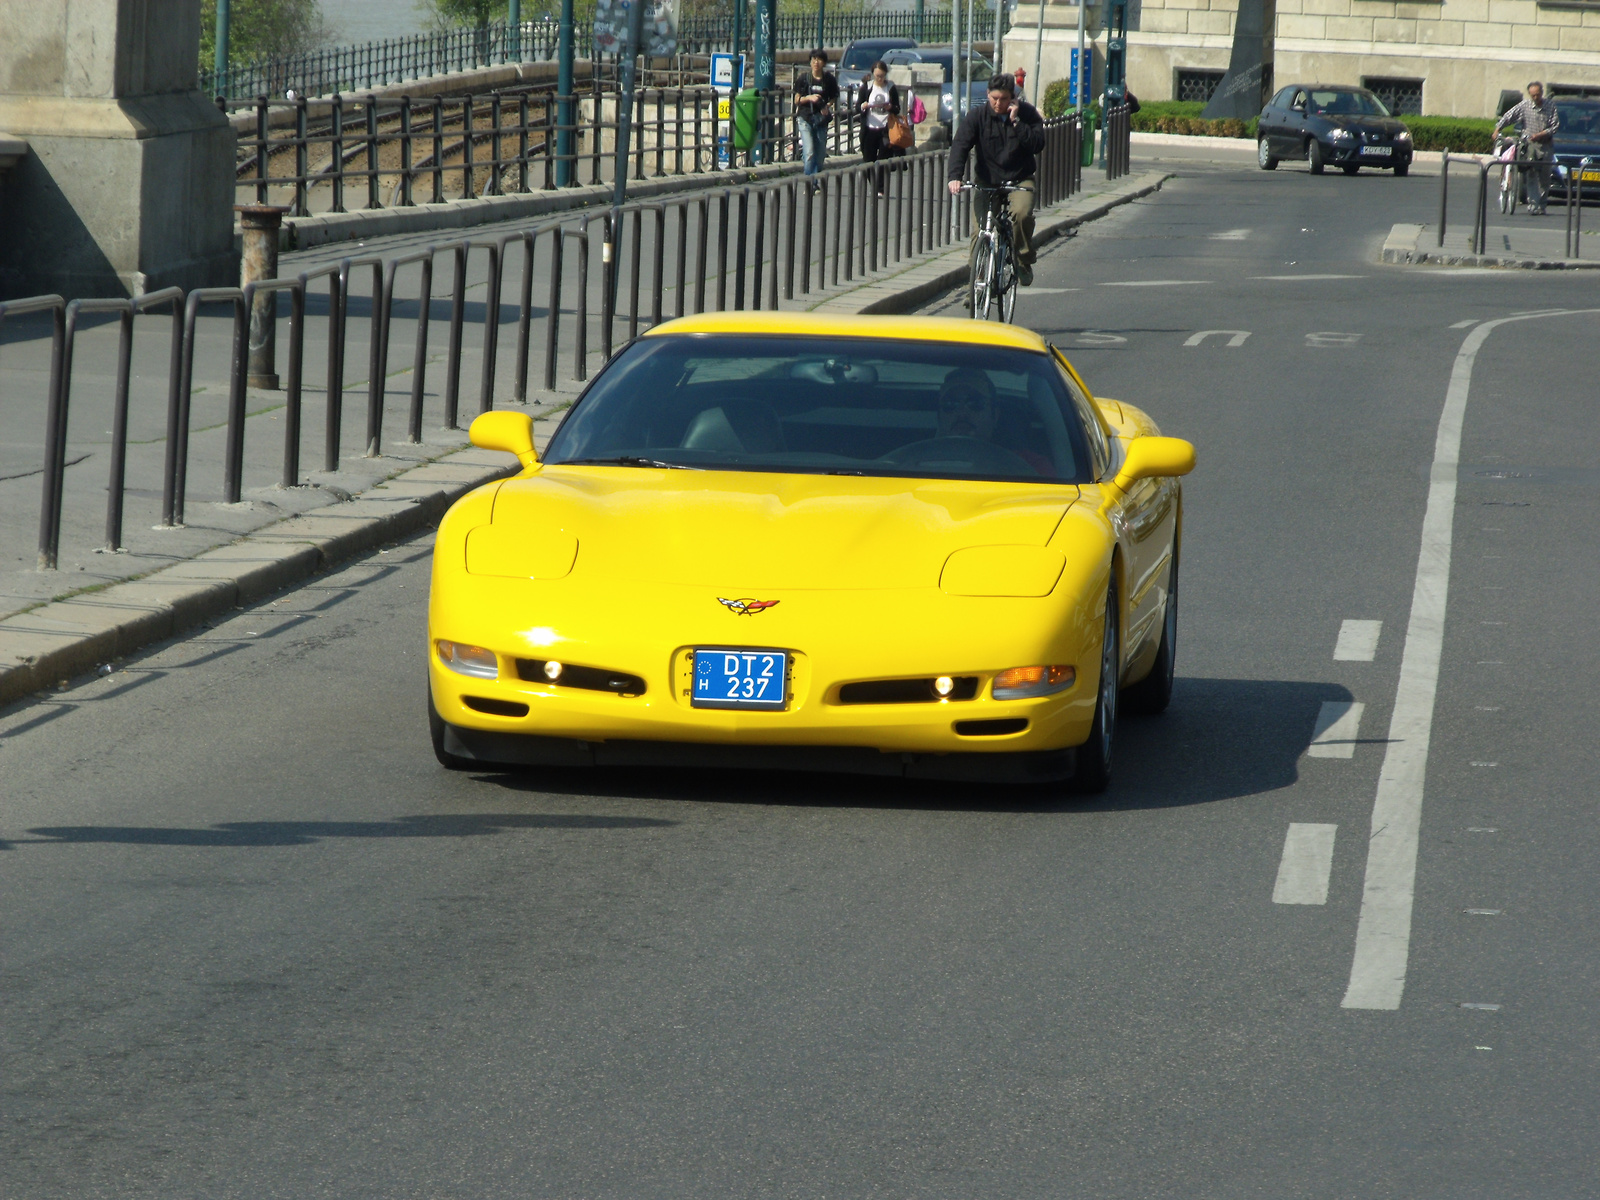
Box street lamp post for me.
[754,0,775,164]
[214,0,231,86]
[507,0,521,61]
[817,0,826,54]
[556,0,575,186]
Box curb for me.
[0,449,520,711]
[3,173,1164,711]
[1379,220,1600,269]
[811,172,1172,315]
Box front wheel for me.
[1073,576,1120,794]
[969,238,994,320]
[1258,138,1278,170]
[1342,163,1360,175]
[1308,138,1325,174]
[995,238,1017,323]
[1393,160,1409,177]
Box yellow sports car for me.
[427,313,1193,791]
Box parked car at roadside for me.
[879,46,993,126]
[1549,98,1600,202]
[1256,84,1413,176]
[837,37,918,99]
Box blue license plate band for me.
[692,648,788,710]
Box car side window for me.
[1055,360,1110,480]
[1292,89,1308,111]
[1271,87,1293,110]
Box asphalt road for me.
[5,158,1599,1198]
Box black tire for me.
[995,239,1017,324]
[1257,138,1278,171]
[1308,138,1325,175]
[1122,551,1178,716]
[969,239,994,320]
[1073,575,1120,794]
[1393,160,1409,177]
[428,686,474,770]
[1342,163,1360,175]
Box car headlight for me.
[1329,129,1354,141]
[437,640,499,680]
[992,665,1076,700]
[1395,130,1412,143]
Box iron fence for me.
[1103,104,1131,180]
[203,12,1000,102]
[3,115,1082,577]
[230,73,867,214]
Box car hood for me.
[491,467,1079,590]
[1323,115,1408,136]
[1553,135,1600,155]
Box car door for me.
[1259,89,1288,149]
[1285,89,1310,156]
[1051,349,1173,675]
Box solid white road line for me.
[1334,619,1383,661]
[1449,319,1477,328]
[1307,701,1365,758]
[1274,824,1338,905]
[1100,279,1210,287]
[1341,307,1600,1012]
[1211,228,1252,240]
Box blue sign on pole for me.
[710,52,744,170]
[1069,48,1091,108]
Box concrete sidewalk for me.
[0,169,1167,709]
[1381,219,1600,268]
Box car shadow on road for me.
[4,812,675,850]
[481,677,1356,814]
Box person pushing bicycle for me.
[947,73,1047,286]
[1494,81,1560,215]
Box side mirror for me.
[469,410,539,469]
[1112,436,1195,491]
[1292,101,1306,114]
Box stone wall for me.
[1007,0,1600,117]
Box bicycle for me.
[960,181,1026,323]
[1493,133,1526,215]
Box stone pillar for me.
[0,0,237,299]
[1202,0,1275,121]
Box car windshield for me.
[842,45,896,69]
[1308,89,1390,117]
[543,334,1093,484]
[1557,103,1600,135]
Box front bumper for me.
[427,575,1104,768]
[1325,138,1410,167]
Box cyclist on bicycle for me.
[1494,81,1560,215]
[947,72,1047,286]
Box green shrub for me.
[1130,104,1254,139]
[1402,116,1496,154]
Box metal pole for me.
[734,0,744,60]
[952,0,963,122]
[817,0,826,54]
[915,0,924,42]
[964,0,975,117]
[214,0,232,85]
[507,0,521,63]
[557,0,575,186]
[754,0,775,165]
[1437,150,1448,248]
[607,0,649,313]
[1075,0,1086,115]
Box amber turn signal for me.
[992,665,1075,700]
[437,640,499,680]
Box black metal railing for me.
[3,115,1081,577]
[1103,104,1131,180]
[1436,149,1593,258]
[231,73,871,214]
[203,12,1000,102]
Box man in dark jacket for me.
[947,73,1047,285]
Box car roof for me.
[842,37,916,49]
[643,312,1050,353]
[1289,83,1373,92]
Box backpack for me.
[910,94,928,125]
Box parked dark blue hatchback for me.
[1257,85,1414,176]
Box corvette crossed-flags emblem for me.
[717,597,780,615]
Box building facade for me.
[1006,0,1600,117]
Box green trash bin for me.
[732,88,760,151]
[1081,110,1098,166]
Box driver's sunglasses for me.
[940,392,992,414]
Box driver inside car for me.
[935,367,1053,474]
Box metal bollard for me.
[237,204,289,389]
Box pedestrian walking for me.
[946,72,1047,286]
[1495,81,1560,214]
[857,61,902,197]
[794,49,839,179]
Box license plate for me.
[692,648,788,710]
[1582,170,1600,183]
[1361,145,1392,156]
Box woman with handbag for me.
[857,62,905,197]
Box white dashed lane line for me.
[1307,701,1365,759]
[1334,619,1383,662]
[1273,824,1338,905]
